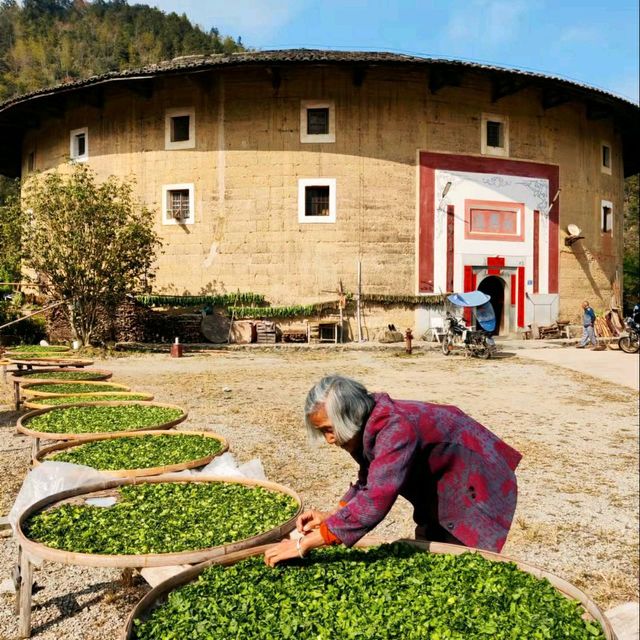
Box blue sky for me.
[145,0,639,103]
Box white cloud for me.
[446,0,531,46]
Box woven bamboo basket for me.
[16,475,302,568]
[16,401,188,441]
[24,392,154,410]
[122,539,617,640]
[5,346,71,356]
[21,380,132,398]
[10,368,113,384]
[33,430,228,477]
[8,357,94,368]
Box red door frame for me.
[419,152,559,295]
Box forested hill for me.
[0,0,244,102]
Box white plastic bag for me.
[8,461,111,535]
[166,452,266,481]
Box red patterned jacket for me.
[323,393,522,552]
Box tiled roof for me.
[0,49,637,112]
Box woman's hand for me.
[296,509,332,534]
[264,539,302,567]
[264,530,325,567]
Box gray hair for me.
[304,375,375,446]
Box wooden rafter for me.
[352,67,367,87]
[491,76,529,102]
[428,67,464,94]
[541,88,571,110]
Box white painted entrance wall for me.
[432,171,550,315]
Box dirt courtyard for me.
[0,346,638,639]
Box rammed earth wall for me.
[21,64,624,330]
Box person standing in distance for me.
[576,300,597,349]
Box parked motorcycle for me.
[441,291,497,359]
[441,311,496,359]
[618,317,640,354]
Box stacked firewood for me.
[145,312,202,343]
[45,298,150,344]
[255,320,277,344]
[594,317,614,338]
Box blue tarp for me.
[447,291,491,307]
[447,291,496,331]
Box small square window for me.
[601,143,612,174]
[300,101,335,143]
[168,189,190,220]
[298,178,336,223]
[601,201,613,233]
[486,121,503,148]
[305,186,330,216]
[162,183,195,225]
[307,108,329,135]
[165,108,195,150]
[171,116,191,143]
[481,114,509,157]
[69,127,88,161]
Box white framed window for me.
[69,127,88,162]
[165,108,195,150]
[298,178,336,224]
[481,113,509,157]
[162,183,195,225]
[601,199,613,233]
[601,142,612,175]
[300,100,335,143]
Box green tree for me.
[21,165,161,345]
[0,0,244,101]
[623,174,639,313]
[0,176,21,293]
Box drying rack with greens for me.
[11,369,113,383]
[34,431,227,477]
[15,477,301,639]
[21,380,132,398]
[17,402,187,441]
[126,541,613,640]
[17,477,302,566]
[24,393,154,410]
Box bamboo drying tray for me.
[21,380,132,398]
[8,357,94,368]
[5,346,71,356]
[122,539,617,640]
[33,430,228,477]
[24,392,154,410]
[16,475,302,568]
[11,368,113,383]
[17,401,188,441]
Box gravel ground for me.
[0,345,637,639]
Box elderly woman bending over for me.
[265,375,521,567]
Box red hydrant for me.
[405,328,413,354]
[170,337,184,358]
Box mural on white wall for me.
[433,169,549,295]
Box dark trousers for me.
[414,523,462,545]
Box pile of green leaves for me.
[24,482,298,555]
[25,404,184,435]
[137,293,265,308]
[134,544,605,640]
[19,370,108,381]
[27,382,125,394]
[48,433,223,470]
[7,345,70,353]
[30,393,150,407]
